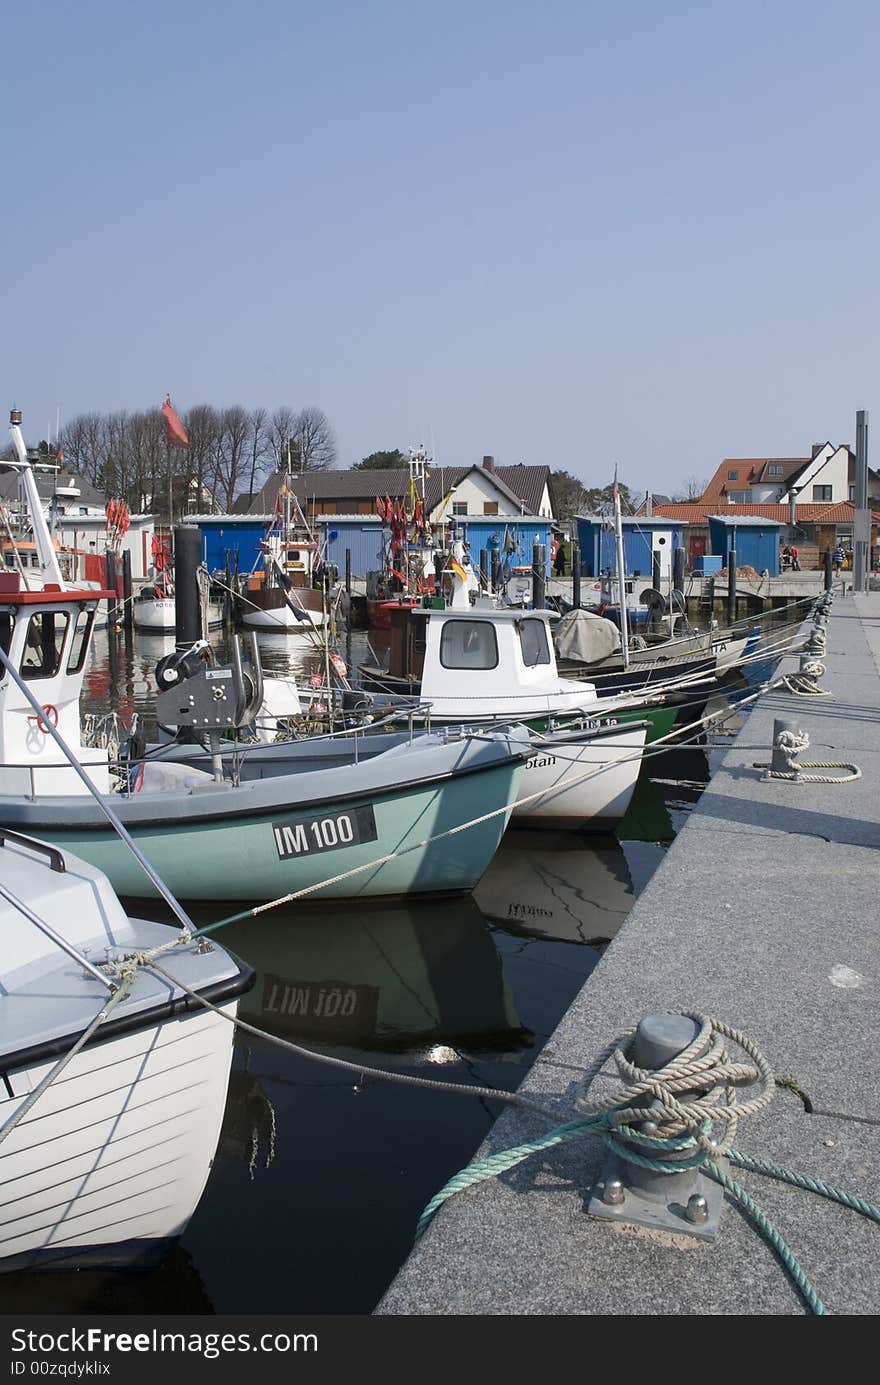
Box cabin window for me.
[452,502,468,516]
[21,611,71,680]
[66,609,95,674]
[517,618,551,666]
[439,620,498,670]
[812,484,832,501]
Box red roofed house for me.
[649,443,880,568]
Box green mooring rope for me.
[415,1113,880,1317]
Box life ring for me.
[28,704,59,734]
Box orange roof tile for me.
[647,501,878,523]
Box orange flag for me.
[161,395,189,449]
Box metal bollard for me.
[769,718,807,775]
[583,1014,724,1240]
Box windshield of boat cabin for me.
[21,611,70,679]
[517,618,551,666]
[439,620,499,669]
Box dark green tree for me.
[548,469,589,520]
[352,449,409,470]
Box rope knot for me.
[580,1014,775,1168]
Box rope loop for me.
[579,1013,775,1159]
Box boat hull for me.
[133,597,223,632]
[0,749,524,900]
[238,587,327,633]
[154,720,647,831]
[513,721,647,827]
[0,1004,237,1271]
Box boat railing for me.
[0,836,115,992]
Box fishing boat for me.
[357,573,688,744]
[238,482,328,635]
[552,607,758,692]
[132,577,223,633]
[0,575,529,899]
[0,829,253,1270]
[147,694,649,832]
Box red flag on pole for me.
[161,396,189,449]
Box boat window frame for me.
[516,617,552,667]
[439,619,499,671]
[66,608,95,674]
[20,610,72,681]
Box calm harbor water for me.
[5,623,728,1314]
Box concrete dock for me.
[377,592,880,1316]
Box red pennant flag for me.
[161,396,189,449]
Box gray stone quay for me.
[377,591,880,1316]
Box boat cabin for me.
[383,601,597,720]
[0,575,112,795]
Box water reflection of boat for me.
[1,1244,214,1313]
[210,896,528,1051]
[473,830,634,945]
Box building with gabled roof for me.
[241,455,553,523]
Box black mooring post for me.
[532,542,546,609]
[490,549,501,594]
[121,550,133,636]
[174,525,203,648]
[673,546,685,595]
[344,548,352,597]
[105,552,119,631]
[727,547,737,623]
[479,548,488,589]
[571,542,581,608]
[824,548,833,591]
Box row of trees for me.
[51,405,337,516]
[548,471,710,519]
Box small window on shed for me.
[517,618,551,666]
[439,620,498,670]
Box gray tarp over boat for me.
[553,610,621,664]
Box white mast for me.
[7,410,67,589]
[612,470,630,670]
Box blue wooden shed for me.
[315,515,552,578]
[575,515,686,581]
[707,515,782,576]
[190,516,272,574]
[456,517,552,575]
[316,517,386,578]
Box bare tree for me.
[268,407,297,470]
[291,406,337,472]
[246,406,270,499]
[212,406,251,511]
[674,475,708,501]
[184,405,221,514]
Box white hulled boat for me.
[0,830,253,1270]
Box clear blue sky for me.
[3,1,878,492]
